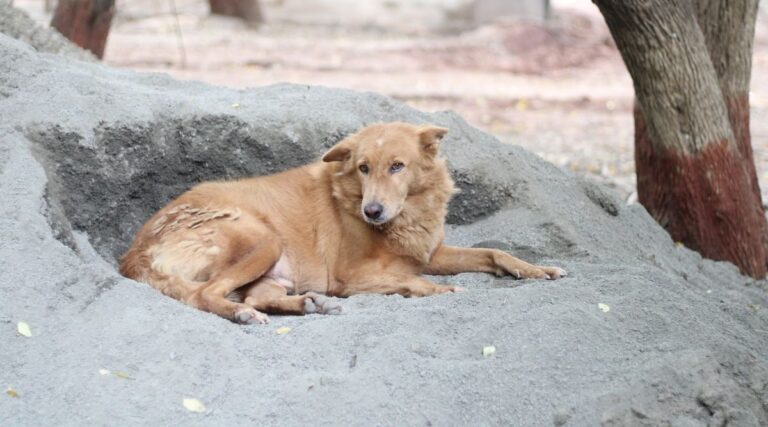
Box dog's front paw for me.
[515,266,567,280]
[304,292,342,315]
[509,265,568,280]
[540,266,567,279]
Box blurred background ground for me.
[11,0,768,202]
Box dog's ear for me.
[418,125,448,155]
[322,138,353,162]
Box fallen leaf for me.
[98,369,111,376]
[482,345,496,357]
[276,326,291,335]
[6,387,18,398]
[515,98,528,111]
[183,397,206,413]
[674,242,684,248]
[113,371,133,380]
[16,321,31,337]
[231,103,240,109]
[598,303,611,313]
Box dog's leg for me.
[425,244,567,279]
[243,279,342,315]
[186,238,281,324]
[334,272,462,298]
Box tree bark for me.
[208,0,262,24]
[694,0,768,255]
[594,0,767,278]
[50,0,115,59]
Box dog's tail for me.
[145,270,201,301]
[119,249,200,301]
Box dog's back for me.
[119,162,342,301]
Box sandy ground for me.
[12,0,768,201]
[1,31,767,424]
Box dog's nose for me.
[364,203,383,220]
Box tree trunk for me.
[50,0,115,59]
[594,0,767,278]
[208,0,262,24]
[694,0,768,256]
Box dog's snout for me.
[364,203,383,220]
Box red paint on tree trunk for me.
[50,0,115,59]
[635,106,767,277]
[725,94,768,258]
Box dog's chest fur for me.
[382,194,449,264]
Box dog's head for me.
[323,122,450,226]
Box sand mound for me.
[1,33,767,425]
[0,0,94,62]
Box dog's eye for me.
[358,164,369,174]
[389,162,404,174]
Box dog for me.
[119,122,566,324]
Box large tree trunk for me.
[50,0,115,59]
[594,0,767,278]
[208,0,262,24]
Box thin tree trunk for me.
[50,0,115,59]
[594,0,767,278]
[208,0,262,24]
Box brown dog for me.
[119,122,566,324]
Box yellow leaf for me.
[16,321,31,337]
[482,345,496,357]
[183,397,206,413]
[674,242,684,248]
[598,303,611,313]
[98,369,111,376]
[113,371,133,380]
[6,387,18,398]
[276,326,291,335]
[515,98,528,111]
[231,103,240,109]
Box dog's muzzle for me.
[363,202,388,224]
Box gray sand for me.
[0,0,94,62]
[0,31,767,426]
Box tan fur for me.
[119,122,566,324]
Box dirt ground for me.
[13,0,768,201]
